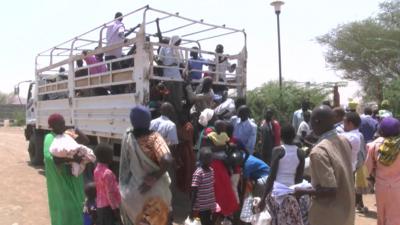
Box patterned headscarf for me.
[378,117,400,166]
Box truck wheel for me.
[28,131,44,165]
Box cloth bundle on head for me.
[198,108,214,127]
[48,113,65,128]
[348,99,358,111]
[381,100,390,109]
[379,117,400,137]
[130,105,151,129]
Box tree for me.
[0,91,7,104]
[247,81,329,124]
[383,79,400,116]
[317,0,400,103]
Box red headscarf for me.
[48,113,65,128]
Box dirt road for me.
[0,127,377,225]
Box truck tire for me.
[28,131,44,166]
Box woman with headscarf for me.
[365,117,400,225]
[159,35,184,112]
[44,113,89,225]
[119,105,173,225]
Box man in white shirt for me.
[342,111,363,172]
[150,102,179,146]
[214,44,236,82]
[231,105,257,154]
[297,111,311,139]
[292,100,311,133]
[105,12,126,70]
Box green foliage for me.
[0,91,7,104]
[383,79,400,117]
[317,0,400,102]
[13,111,26,127]
[247,81,329,124]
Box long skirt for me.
[211,160,239,216]
[267,194,304,225]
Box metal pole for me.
[276,11,282,90]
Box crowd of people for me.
[39,11,400,225]
[42,92,400,225]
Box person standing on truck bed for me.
[105,12,126,71]
[159,35,184,113]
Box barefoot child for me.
[94,144,121,225]
[191,147,216,225]
[83,182,97,225]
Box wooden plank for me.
[113,71,132,83]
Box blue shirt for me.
[150,115,179,145]
[359,115,378,142]
[189,58,206,80]
[231,116,257,154]
[243,155,270,180]
[159,47,182,79]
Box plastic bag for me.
[184,217,201,225]
[221,218,232,225]
[251,208,272,225]
[240,195,254,223]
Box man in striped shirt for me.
[190,147,216,225]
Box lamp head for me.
[271,0,284,13]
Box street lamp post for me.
[271,0,284,90]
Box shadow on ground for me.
[26,161,46,176]
[358,210,377,220]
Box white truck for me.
[18,6,247,165]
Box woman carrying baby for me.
[44,113,90,225]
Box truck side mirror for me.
[14,86,19,96]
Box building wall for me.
[0,104,25,120]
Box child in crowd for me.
[83,182,97,225]
[94,144,121,225]
[207,120,230,149]
[191,147,216,225]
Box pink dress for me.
[365,137,400,225]
[84,55,107,75]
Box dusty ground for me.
[0,127,377,225]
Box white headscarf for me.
[198,108,215,127]
[169,35,183,61]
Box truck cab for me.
[22,5,247,165]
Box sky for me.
[0,0,382,102]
